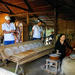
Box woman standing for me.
[15,21,21,43]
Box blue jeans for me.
[4,40,15,45]
[33,38,41,40]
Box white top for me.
[32,25,43,38]
[2,23,16,41]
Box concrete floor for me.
[0,56,61,75]
[24,56,50,75]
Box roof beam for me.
[10,11,51,16]
[24,0,33,11]
[0,11,10,14]
[0,0,30,11]
[3,4,14,14]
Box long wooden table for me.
[0,40,54,75]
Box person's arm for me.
[3,30,11,34]
[66,41,73,50]
[10,30,16,33]
[41,31,43,37]
[65,41,75,55]
[73,48,75,50]
[32,28,34,36]
[3,30,16,34]
[40,27,44,40]
[54,41,60,53]
[41,31,43,40]
[2,24,8,33]
[11,23,16,33]
[32,26,35,37]
[55,42,58,52]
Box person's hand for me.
[10,30,16,33]
[4,30,11,34]
[56,50,61,55]
[56,50,59,54]
[73,48,75,50]
[41,37,43,41]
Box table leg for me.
[15,63,19,73]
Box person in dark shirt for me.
[55,34,75,60]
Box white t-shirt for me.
[32,25,43,38]
[2,23,16,41]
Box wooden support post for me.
[27,12,29,25]
[54,8,58,35]
[23,12,29,41]
[27,12,29,41]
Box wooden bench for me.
[0,40,54,75]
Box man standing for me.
[32,20,43,40]
[2,16,16,45]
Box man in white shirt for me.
[32,20,43,40]
[2,16,16,45]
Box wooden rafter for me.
[9,11,50,17]
[0,0,30,11]
[33,5,51,9]
[24,0,32,11]
[0,11,10,14]
[3,4,14,14]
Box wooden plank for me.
[18,49,52,65]
[12,50,35,59]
